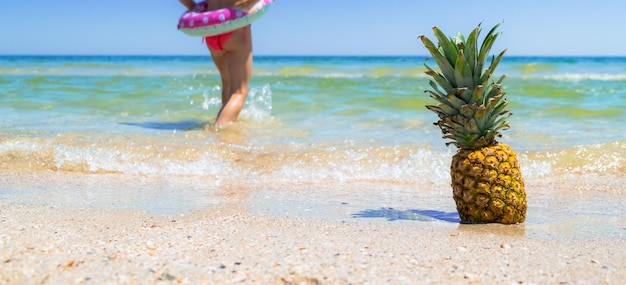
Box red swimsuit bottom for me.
[203,26,250,51]
[204,31,235,51]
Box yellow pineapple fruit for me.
[419,24,527,224]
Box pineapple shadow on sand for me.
[351,207,527,237]
[352,208,461,223]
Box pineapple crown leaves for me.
[418,23,512,149]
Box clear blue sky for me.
[1,0,625,56]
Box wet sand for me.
[1,170,625,284]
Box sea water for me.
[0,56,625,237]
[1,55,624,178]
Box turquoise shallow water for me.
[0,55,625,181]
[1,55,625,239]
[0,56,626,180]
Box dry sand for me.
[1,171,625,284]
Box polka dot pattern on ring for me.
[179,0,272,33]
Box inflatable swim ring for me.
[178,0,273,37]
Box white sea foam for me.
[522,73,626,82]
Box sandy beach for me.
[1,170,624,285]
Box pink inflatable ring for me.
[178,0,273,37]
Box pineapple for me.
[419,24,526,224]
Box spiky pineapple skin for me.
[451,142,526,224]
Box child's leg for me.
[209,26,252,126]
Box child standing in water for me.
[179,0,255,129]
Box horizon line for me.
[2,54,626,58]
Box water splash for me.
[202,86,222,110]
[197,84,273,122]
[240,84,273,121]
